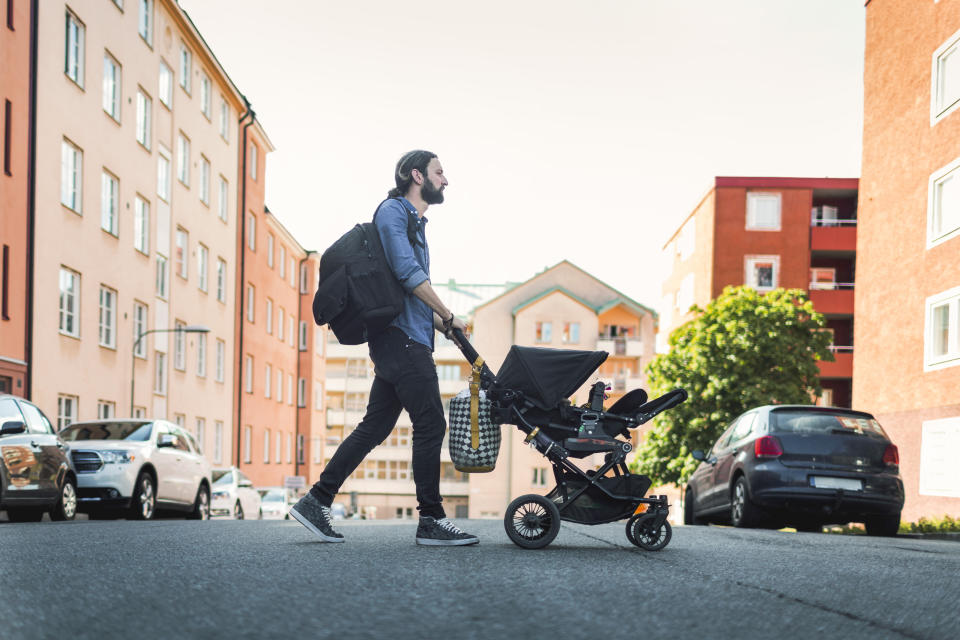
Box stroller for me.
[452,330,687,551]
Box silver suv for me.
[59,419,211,520]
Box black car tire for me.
[864,513,900,537]
[795,522,823,533]
[50,477,78,521]
[684,488,704,525]
[129,472,156,520]
[187,484,210,520]
[234,500,244,520]
[6,508,44,522]
[730,477,762,528]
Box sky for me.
[177,0,866,313]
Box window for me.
[157,147,170,201]
[215,339,225,383]
[277,307,284,341]
[288,316,295,347]
[246,284,255,322]
[214,421,223,463]
[933,29,960,123]
[98,286,117,348]
[562,322,580,344]
[279,246,286,278]
[154,351,166,395]
[219,98,229,141]
[289,258,295,287]
[196,332,207,378]
[179,44,191,93]
[132,406,146,419]
[286,434,292,464]
[266,234,274,267]
[314,382,323,411]
[158,60,172,107]
[810,268,836,290]
[678,273,695,312]
[177,133,190,186]
[249,143,258,180]
[746,192,781,230]
[928,157,960,247]
[266,298,273,334]
[101,171,119,235]
[216,258,226,302]
[264,429,271,464]
[199,72,211,118]
[247,213,256,250]
[276,369,283,403]
[535,321,552,343]
[136,89,151,149]
[57,394,78,430]
[265,363,272,398]
[244,355,253,393]
[197,243,208,292]
[532,468,548,487]
[243,425,251,463]
[299,321,307,351]
[297,378,306,408]
[300,263,309,293]
[134,196,149,253]
[195,418,205,453]
[155,254,168,298]
[174,320,186,370]
[175,228,188,279]
[925,286,960,370]
[287,374,293,405]
[61,139,82,212]
[745,255,779,291]
[275,430,282,464]
[133,302,148,358]
[65,10,85,87]
[200,156,210,205]
[138,0,152,45]
[218,177,228,222]
[97,401,115,419]
[298,435,305,465]
[59,268,80,337]
[4,100,10,176]
[102,53,121,121]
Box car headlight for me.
[98,450,134,464]
[212,490,229,499]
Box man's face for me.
[418,158,448,205]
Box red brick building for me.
[856,0,960,521]
[662,176,858,407]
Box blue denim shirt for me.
[375,197,434,350]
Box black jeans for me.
[310,327,446,518]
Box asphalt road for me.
[1,517,958,640]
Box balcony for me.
[325,341,369,359]
[808,283,855,315]
[818,346,853,379]
[439,378,466,395]
[325,409,365,427]
[596,337,643,357]
[810,218,857,253]
[324,376,373,393]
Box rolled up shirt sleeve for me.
[375,201,429,293]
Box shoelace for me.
[435,518,465,535]
[319,506,334,527]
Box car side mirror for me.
[158,434,177,448]
[691,449,705,461]
[238,480,253,488]
[0,421,26,436]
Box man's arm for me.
[411,281,467,334]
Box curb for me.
[897,532,960,542]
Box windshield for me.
[211,470,234,486]
[261,489,285,503]
[770,410,888,438]
[60,422,153,442]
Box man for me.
[290,150,478,546]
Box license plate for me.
[811,476,863,491]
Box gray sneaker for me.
[289,493,344,543]
[416,516,479,546]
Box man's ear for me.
[412,168,423,185]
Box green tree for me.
[631,286,833,487]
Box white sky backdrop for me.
[177,0,865,314]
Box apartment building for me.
[661,176,859,407]
[32,0,244,467]
[467,261,657,519]
[857,0,960,520]
[299,252,327,488]
[0,0,33,398]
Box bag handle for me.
[469,355,485,450]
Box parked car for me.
[59,419,211,520]
[0,394,78,522]
[684,405,904,536]
[211,467,261,519]
[257,487,296,520]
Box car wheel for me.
[730,477,762,528]
[50,476,78,521]
[257,509,263,520]
[683,488,703,525]
[864,513,900,537]
[187,484,210,520]
[233,500,244,520]
[129,472,156,520]
[6,508,44,522]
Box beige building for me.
[34,0,244,466]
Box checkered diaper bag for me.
[448,388,501,473]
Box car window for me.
[180,430,200,454]
[770,410,888,438]
[0,398,26,432]
[711,422,737,454]
[238,471,252,485]
[730,412,757,443]
[172,428,191,452]
[19,401,54,434]
[60,421,153,441]
[212,469,234,485]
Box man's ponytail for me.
[388,150,436,199]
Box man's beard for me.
[422,179,445,205]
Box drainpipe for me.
[24,0,38,400]
[235,99,254,468]
[294,250,315,480]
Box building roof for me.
[510,287,597,316]
[433,280,518,318]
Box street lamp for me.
[130,325,211,417]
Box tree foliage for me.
[630,286,833,487]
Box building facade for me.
[661,177,859,407]
[857,0,960,521]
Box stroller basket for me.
[547,473,652,525]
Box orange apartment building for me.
[856,0,960,521]
[298,252,327,488]
[661,177,859,408]
[0,0,33,398]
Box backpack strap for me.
[372,198,424,249]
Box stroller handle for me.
[450,328,495,383]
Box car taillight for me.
[883,444,899,466]
[754,436,783,458]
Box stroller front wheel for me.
[627,514,672,551]
[504,494,561,549]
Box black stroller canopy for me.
[495,346,608,409]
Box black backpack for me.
[312,199,422,345]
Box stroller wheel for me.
[504,494,561,549]
[627,514,672,551]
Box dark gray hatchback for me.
[684,405,904,536]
